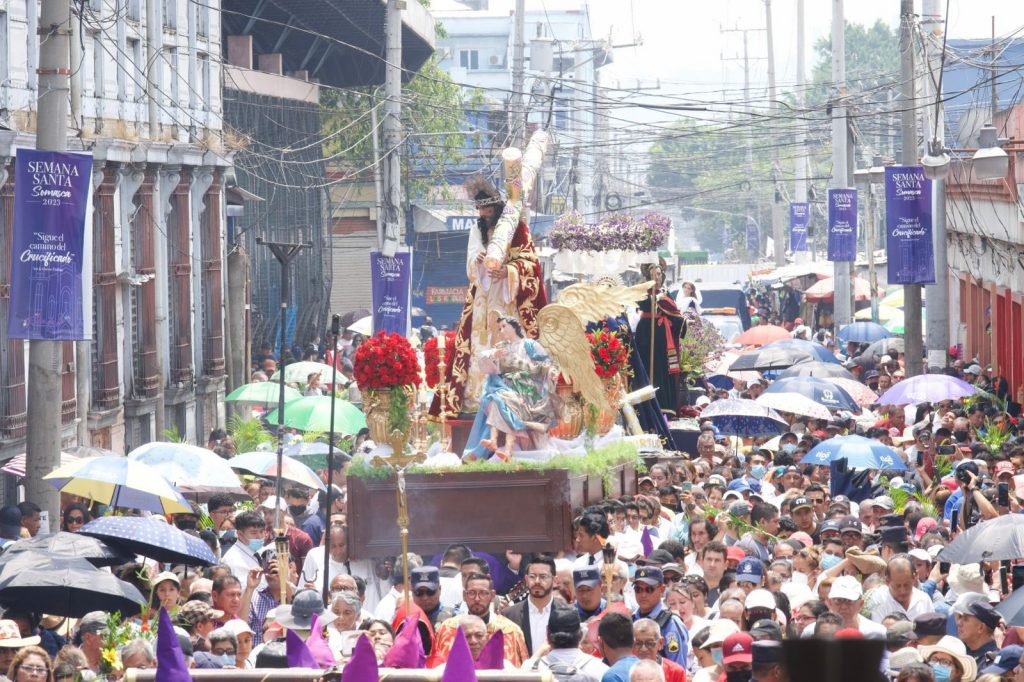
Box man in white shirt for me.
[300,524,386,613]
[827,575,886,637]
[867,555,934,622]
[572,513,610,569]
[501,555,563,657]
[522,608,609,680]
[221,511,266,580]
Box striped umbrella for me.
[43,456,191,514]
[229,451,327,491]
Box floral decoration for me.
[354,332,422,390]
[550,211,671,253]
[422,331,457,388]
[587,328,629,379]
[677,311,724,375]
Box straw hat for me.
[918,635,978,681]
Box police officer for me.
[631,566,688,666]
[573,566,606,621]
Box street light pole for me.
[900,0,924,377]
[830,0,852,330]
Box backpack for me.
[533,655,598,682]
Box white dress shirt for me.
[867,586,934,622]
[222,541,260,580]
[527,596,553,656]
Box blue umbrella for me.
[837,321,892,344]
[763,376,860,412]
[699,398,788,436]
[800,435,906,470]
[78,515,218,566]
[777,361,855,380]
[729,339,841,372]
[706,375,735,391]
[877,374,978,405]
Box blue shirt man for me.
[630,566,689,666]
[573,566,607,621]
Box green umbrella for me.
[265,395,367,435]
[269,361,338,385]
[225,382,303,404]
[883,309,925,336]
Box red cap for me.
[996,461,1015,478]
[722,632,753,665]
[726,546,746,563]
[794,318,803,325]
[834,628,863,640]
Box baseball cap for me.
[410,566,440,591]
[259,495,288,511]
[547,608,581,635]
[641,549,675,566]
[887,621,915,647]
[633,566,664,585]
[996,461,1016,479]
[722,632,754,665]
[728,479,752,494]
[726,546,747,563]
[790,496,812,511]
[913,612,947,638]
[819,519,842,536]
[736,558,764,584]
[573,566,601,588]
[221,619,254,638]
[178,600,224,627]
[662,563,684,577]
[702,619,740,648]
[838,516,863,535]
[728,501,752,517]
[963,601,1002,630]
[908,548,933,563]
[828,575,863,601]
[152,571,180,588]
[965,364,982,375]
[707,474,727,488]
[0,507,21,537]
[871,496,895,512]
[981,645,1024,675]
[745,588,776,611]
[76,611,109,636]
[750,621,783,643]
[272,589,325,630]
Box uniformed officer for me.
[573,566,606,621]
[631,566,688,666]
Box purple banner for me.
[8,150,93,340]
[885,166,935,284]
[745,219,759,257]
[370,250,411,336]
[827,189,858,262]
[790,202,809,252]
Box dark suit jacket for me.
[501,599,574,656]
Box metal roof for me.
[221,0,437,89]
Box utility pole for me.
[381,0,403,258]
[511,0,526,148]
[25,0,71,528]
[923,0,949,368]
[794,0,810,257]
[765,0,786,267]
[830,0,852,330]
[900,0,923,376]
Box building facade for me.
[0,0,230,463]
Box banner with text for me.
[789,202,809,252]
[8,149,93,340]
[827,188,858,262]
[370,250,412,337]
[884,166,935,284]
[745,219,759,257]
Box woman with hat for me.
[919,635,978,681]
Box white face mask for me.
[789,571,809,587]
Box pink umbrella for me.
[829,378,880,407]
[804,277,878,303]
[734,325,791,347]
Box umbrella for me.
[226,382,303,405]
[229,451,327,491]
[79,515,218,566]
[0,531,134,568]
[937,514,1024,564]
[883,309,926,336]
[270,361,338,385]
[264,396,367,435]
[338,308,371,328]
[837,322,892,344]
[734,325,791,347]
[762,376,860,412]
[1,451,81,478]
[128,442,248,500]
[706,353,740,375]
[854,305,903,322]
[699,399,788,436]
[799,435,906,470]
[348,315,373,337]
[282,441,339,471]
[777,361,855,380]
[829,377,881,407]
[997,586,1024,626]
[859,338,906,362]
[804,276,878,303]
[755,393,832,420]
[43,456,192,515]
[880,288,924,309]
[0,552,146,618]
[729,339,841,372]
[877,374,978,406]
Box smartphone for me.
[950,508,959,532]
[1012,565,1024,592]
[937,445,957,456]
[916,451,924,467]
[682,482,693,493]
[940,562,951,575]
[999,482,1010,507]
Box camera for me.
[956,466,975,485]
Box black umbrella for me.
[936,514,1024,564]
[860,337,905,362]
[997,586,1024,626]
[338,308,370,329]
[729,339,842,372]
[79,516,217,566]
[0,552,145,617]
[0,531,134,568]
[777,361,855,380]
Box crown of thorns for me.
[464,175,504,207]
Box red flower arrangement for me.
[587,328,628,379]
[353,332,422,390]
[423,332,456,388]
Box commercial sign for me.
[884,166,935,284]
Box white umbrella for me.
[756,392,832,420]
[348,315,373,336]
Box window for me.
[553,56,575,74]
[87,0,101,12]
[0,10,8,88]
[193,1,208,35]
[26,0,37,89]
[127,38,143,99]
[163,47,177,105]
[162,0,176,29]
[199,54,210,109]
[126,0,141,21]
[459,49,479,70]
[92,33,104,97]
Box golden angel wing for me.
[537,304,611,411]
[556,281,655,325]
